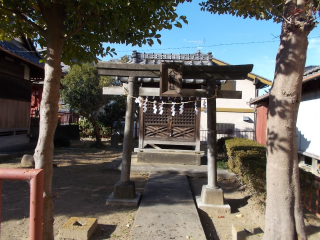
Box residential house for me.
[250,66,320,174]
[200,58,271,141]
[0,37,44,147]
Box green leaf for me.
[157,38,162,45]
[174,22,182,28]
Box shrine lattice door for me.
[139,98,200,148]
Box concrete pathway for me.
[131,173,206,240]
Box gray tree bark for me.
[263,1,314,239]
[33,2,65,239]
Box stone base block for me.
[107,192,141,207]
[136,151,202,165]
[21,154,34,167]
[113,181,136,199]
[196,196,231,215]
[59,217,97,240]
[232,224,263,240]
[200,185,224,205]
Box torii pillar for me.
[196,79,231,214]
[107,76,141,206]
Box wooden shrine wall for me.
[139,97,200,147]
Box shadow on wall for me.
[296,127,311,155]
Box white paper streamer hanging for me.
[159,101,164,115]
[203,99,207,113]
[143,96,148,113]
[135,96,143,107]
[171,102,176,116]
[179,102,184,114]
[153,100,157,114]
[195,97,199,115]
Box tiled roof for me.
[115,50,218,84]
[122,50,269,88]
[250,66,320,104]
[0,40,44,68]
[249,93,269,104]
[303,65,320,81]
[131,50,216,66]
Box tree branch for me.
[308,0,314,16]
[0,6,46,37]
[62,9,83,41]
[316,0,320,13]
[266,0,291,23]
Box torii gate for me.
[96,51,253,211]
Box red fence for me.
[302,176,320,218]
[0,169,44,240]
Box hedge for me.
[223,137,316,209]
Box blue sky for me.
[102,1,320,81]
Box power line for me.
[1,36,320,54]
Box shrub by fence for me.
[225,138,267,208]
[224,137,317,213]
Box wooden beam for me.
[98,69,160,78]
[103,86,242,99]
[217,90,242,99]
[97,62,253,80]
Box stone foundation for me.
[59,217,97,240]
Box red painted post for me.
[0,180,2,237]
[0,169,44,240]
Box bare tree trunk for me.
[263,1,312,238]
[91,117,102,145]
[33,3,65,239]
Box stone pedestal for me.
[59,217,98,240]
[196,185,230,215]
[107,181,141,206]
[113,181,136,199]
[232,224,264,240]
[135,149,203,165]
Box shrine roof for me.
[112,50,269,88]
[0,39,44,68]
[131,50,216,66]
[116,50,216,84]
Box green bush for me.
[223,137,317,209]
[225,138,265,157]
[225,138,267,207]
[54,135,71,148]
[78,118,112,138]
[79,118,94,138]
[100,126,112,138]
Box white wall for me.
[216,79,256,108]
[296,90,320,159]
[200,79,256,131]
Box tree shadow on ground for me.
[197,208,220,240]
[88,224,117,240]
[226,195,251,214]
